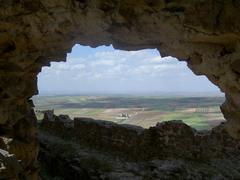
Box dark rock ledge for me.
[38,111,240,179]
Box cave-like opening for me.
[33,44,225,130]
[1,1,240,179]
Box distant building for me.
[119,113,130,118]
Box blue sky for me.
[38,44,222,95]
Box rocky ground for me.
[39,131,240,180]
[38,112,240,180]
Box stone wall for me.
[38,130,240,179]
[40,112,240,161]
[0,0,240,178]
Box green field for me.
[32,95,225,130]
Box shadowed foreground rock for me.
[38,112,240,179]
[0,149,23,179]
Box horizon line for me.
[35,91,224,97]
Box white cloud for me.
[90,60,115,66]
[148,56,162,63]
[42,48,184,81]
[69,64,86,70]
[38,45,221,94]
[92,73,103,79]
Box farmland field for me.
[32,95,225,130]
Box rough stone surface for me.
[39,113,240,179]
[40,112,240,161]
[0,149,23,179]
[39,133,240,180]
[0,0,240,178]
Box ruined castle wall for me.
[40,112,240,161]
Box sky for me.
[37,44,222,95]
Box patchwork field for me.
[32,95,225,130]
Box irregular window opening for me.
[33,44,225,130]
